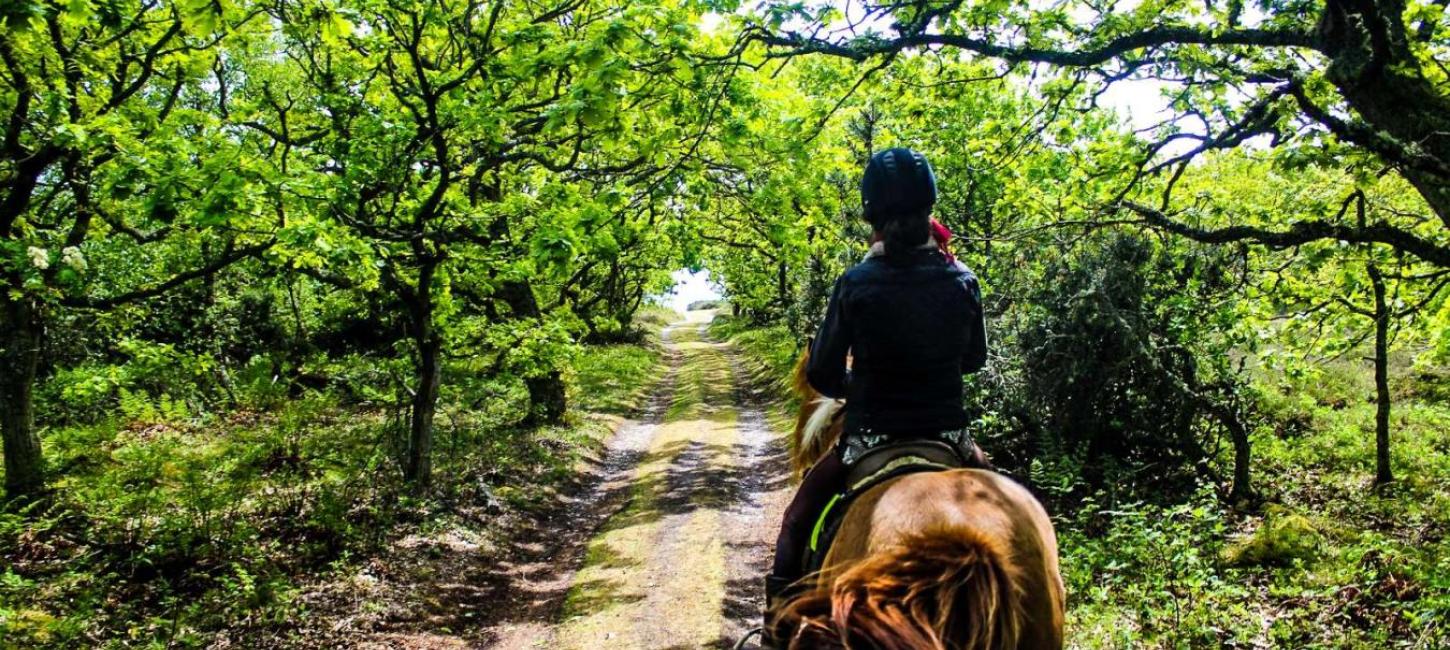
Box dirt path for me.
[484,312,793,649]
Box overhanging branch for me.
[62,241,274,309]
[757,24,1320,65]
[1121,201,1450,267]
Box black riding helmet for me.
[860,147,937,227]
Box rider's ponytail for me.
[879,211,932,259]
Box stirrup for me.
[733,627,763,650]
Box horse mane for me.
[790,350,845,478]
[791,348,815,399]
[775,525,1026,650]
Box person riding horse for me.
[765,147,991,639]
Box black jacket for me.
[806,246,987,436]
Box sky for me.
[661,269,723,313]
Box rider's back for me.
[806,245,987,437]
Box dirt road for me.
[483,312,792,649]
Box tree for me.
[1018,234,1258,500]
[1172,152,1449,486]
[252,0,712,488]
[1,0,272,501]
[1248,189,1446,486]
[748,0,1450,268]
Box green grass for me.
[571,343,664,414]
[1051,360,1450,649]
[708,315,800,395]
[708,315,803,435]
[633,304,680,331]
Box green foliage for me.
[1,330,665,646]
[3,0,1448,643]
[571,344,663,414]
[721,317,1450,648]
[709,314,800,398]
[39,339,218,425]
[1017,234,1248,491]
[633,304,679,330]
[1062,487,1252,647]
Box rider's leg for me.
[763,450,847,646]
[771,449,847,578]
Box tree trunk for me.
[498,278,567,426]
[525,372,567,426]
[1369,261,1393,486]
[777,259,789,312]
[1225,409,1254,504]
[403,262,441,491]
[407,331,441,491]
[1319,0,1450,227]
[1,294,45,502]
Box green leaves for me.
[178,0,223,35]
[0,0,45,31]
[319,8,353,45]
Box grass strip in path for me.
[554,322,746,649]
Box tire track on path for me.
[490,312,791,649]
[718,353,793,648]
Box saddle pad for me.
[801,457,955,576]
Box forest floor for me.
[290,310,793,649]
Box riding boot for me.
[760,574,797,648]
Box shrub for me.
[685,299,723,311]
[1016,234,1248,495]
[38,339,220,425]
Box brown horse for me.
[773,352,1066,650]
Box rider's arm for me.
[962,274,988,374]
[807,277,850,398]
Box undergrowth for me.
[0,326,666,647]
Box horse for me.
[771,351,1066,650]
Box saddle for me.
[799,439,971,576]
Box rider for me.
[764,147,990,637]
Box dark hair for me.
[879,210,932,258]
[861,148,937,258]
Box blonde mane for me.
[789,350,846,478]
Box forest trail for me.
[481,311,793,649]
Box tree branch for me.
[62,241,273,309]
[757,24,1320,65]
[1121,201,1450,267]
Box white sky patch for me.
[1099,77,1177,133]
[698,11,724,34]
[1099,76,1277,156]
[656,269,723,313]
